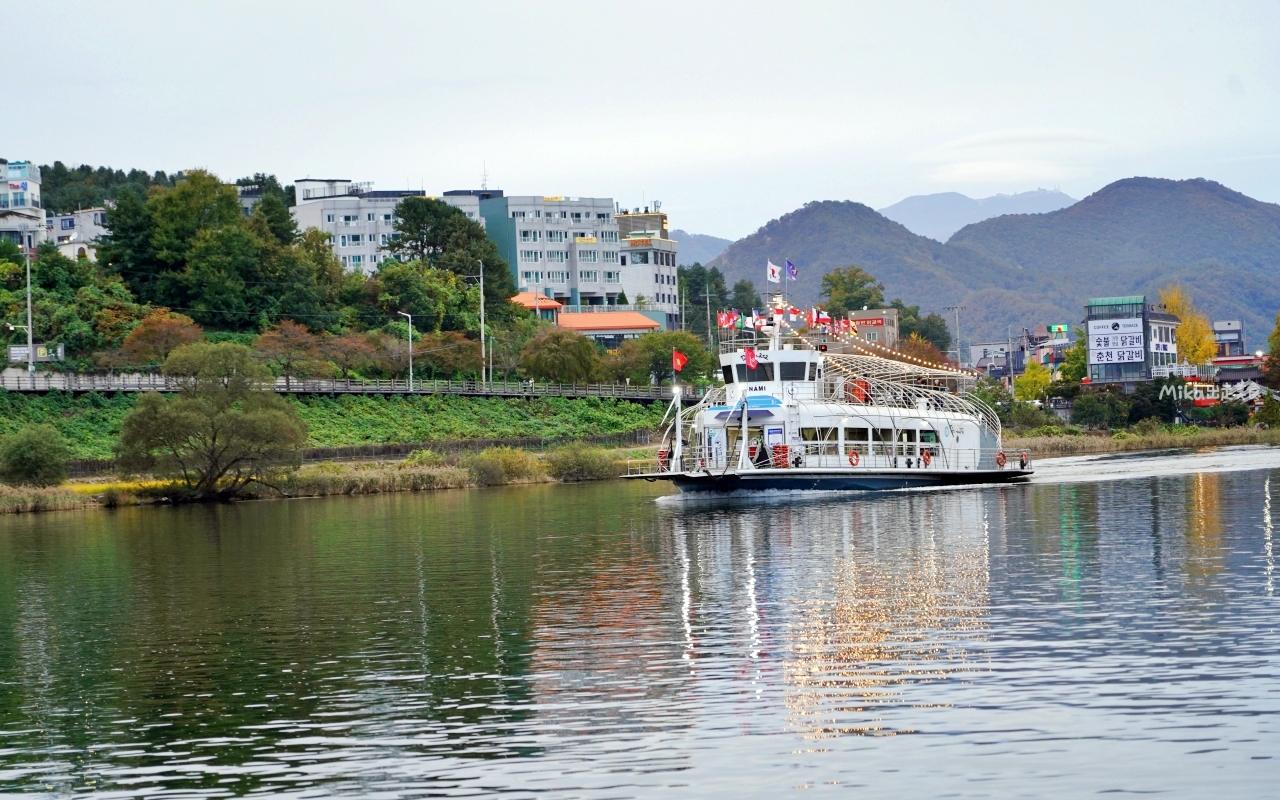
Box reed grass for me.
[0,485,92,514]
[1007,426,1280,457]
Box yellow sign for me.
[629,239,652,247]
[543,196,564,202]
[576,236,597,243]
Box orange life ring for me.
[848,449,860,467]
[1019,451,1030,470]
[995,450,1007,468]
[658,449,669,470]
[921,449,932,467]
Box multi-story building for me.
[480,195,678,328]
[1213,320,1245,357]
[1085,295,1180,387]
[0,161,45,252]
[849,308,900,347]
[615,205,680,329]
[45,207,108,259]
[291,179,485,273]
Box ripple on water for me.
[0,447,1278,797]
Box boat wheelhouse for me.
[626,301,1031,492]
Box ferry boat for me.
[625,298,1032,493]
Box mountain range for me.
[671,229,733,266]
[878,189,1077,242]
[709,178,1280,349]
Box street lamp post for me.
[398,311,414,392]
[23,242,33,388]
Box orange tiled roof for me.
[556,311,661,332]
[511,291,564,310]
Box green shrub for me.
[464,447,546,486]
[1131,417,1163,436]
[0,424,70,487]
[544,443,619,482]
[1026,425,1066,438]
[402,448,445,467]
[1257,396,1280,428]
[1072,391,1131,429]
[1008,401,1059,430]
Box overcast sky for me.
[11,0,1278,239]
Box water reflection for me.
[0,451,1278,796]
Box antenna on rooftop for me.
[481,162,488,191]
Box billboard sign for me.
[7,343,65,362]
[1087,318,1144,365]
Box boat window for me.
[779,361,807,381]
[819,427,836,441]
[844,427,869,441]
[920,429,939,444]
[873,429,895,443]
[801,427,818,441]
[809,363,818,381]
[735,363,775,382]
[899,430,917,443]
[722,365,735,383]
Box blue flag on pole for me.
[786,260,798,281]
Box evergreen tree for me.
[730,279,762,311]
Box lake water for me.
[2,445,1279,798]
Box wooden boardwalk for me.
[0,372,674,402]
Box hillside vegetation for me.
[0,391,665,460]
[713,178,1280,347]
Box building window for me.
[620,255,626,266]
[605,271,621,284]
[579,270,599,283]
[61,218,75,230]
[380,233,389,245]
[520,250,542,262]
[631,252,649,264]
[865,331,878,342]
[341,256,348,265]
[511,211,526,218]
[596,213,610,221]
[547,250,568,263]
[11,192,25,207]
[520,230,541,242]
[350,255,363,268]
[571,212,582,222]
[521,270,543,284]
[546,230,566,243]
[340,235,348,246]
[603,250,618,263]
[548,271,569,284]
[383,213,393,222]
[327,214,335,222]
[599,230,618,243]
[349,234,363,245]
[0,195,8,209]
[94,212,106,224]
[579,250,599,263]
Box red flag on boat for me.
[672,349,689,372]
[743,346,758,370]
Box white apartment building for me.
[482,196,680,329]
[291,179,484,273]
[0,161,46,252]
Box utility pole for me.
[397,311,414,392]
[945,305,966,366]
[477,260,486,386]
[701,285,716,351]
[24,237,33,389]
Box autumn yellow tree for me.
[1014,358,1051,401]
[1157,284,1216,365]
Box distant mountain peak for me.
[878,188,1076,242]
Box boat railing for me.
[628,442,1031,475]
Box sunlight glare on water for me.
[1,444,1278,797]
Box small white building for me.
[290,179,483,273]
[45,207,108,260]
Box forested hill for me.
[948,178,1280,347]
[709,200,1021,318]
[711,179,1280,348]
[37,162,184,214]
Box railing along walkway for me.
[0,372,672,401]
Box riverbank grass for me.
[1007,425,1280,457]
